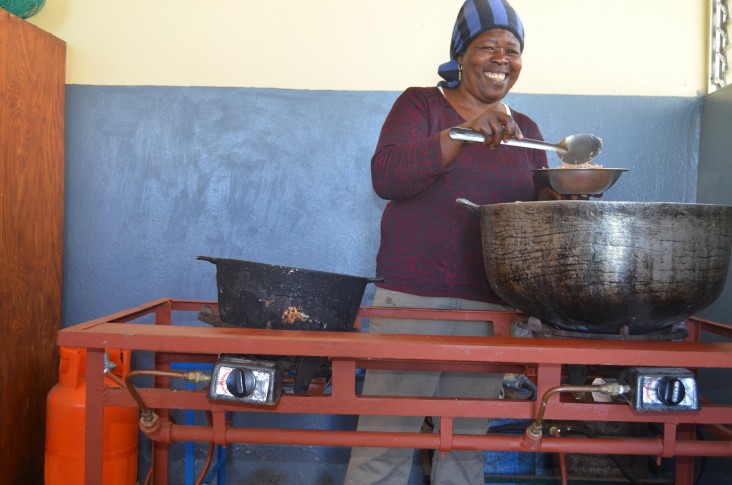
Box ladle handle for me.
[449,127,565,153]
[455,198,480,215]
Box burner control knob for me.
[656,377,686,406]
[226,368,256,397]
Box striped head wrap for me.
[438,0,524,88]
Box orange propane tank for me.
[45,347,139,485]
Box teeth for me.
[485,72,507,81]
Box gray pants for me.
[344,288,508,485]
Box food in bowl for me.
[561,161,602,169]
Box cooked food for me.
[561,161,602,169]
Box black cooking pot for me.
[457,199,732,335]
[198,256,381,331]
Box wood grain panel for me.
[0,9,65,484]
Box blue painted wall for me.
[62,85,703,483]
[62,86,701,324]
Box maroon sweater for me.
[372,87,548,304]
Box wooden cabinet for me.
[0,9,65,484]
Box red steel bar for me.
[59,320,732,368]
[56,298,732,485]
[137,422,732,458]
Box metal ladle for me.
[449,127,603,165]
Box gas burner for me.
[519,317,688,341]
[198,305,333,395]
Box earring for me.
[458,64,462,82]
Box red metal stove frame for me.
[56,298,732,484]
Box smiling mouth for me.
[484,72,507,81]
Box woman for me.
[345,1,548,484]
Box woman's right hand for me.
[461,108,523,149]
[440,107,523,166]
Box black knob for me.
[657,377,686,406]
[226,368,256,397]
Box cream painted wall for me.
[29,0,709,96]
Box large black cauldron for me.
[198,256,380,331]
[458,200,732,335]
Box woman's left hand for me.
[536,187,592,201]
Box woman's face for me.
[458,28,522,104]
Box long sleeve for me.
[371,88,450,200]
